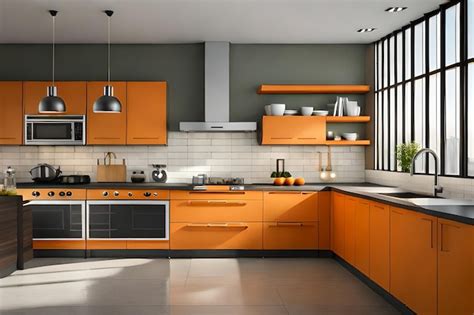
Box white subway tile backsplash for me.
[0,132,365,183]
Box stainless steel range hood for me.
[179,42,257,132]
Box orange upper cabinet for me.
[438,219,474,315]
[369,202,390,291]
[23,81,86,115]
[261,116,326,145]
[86,81,127,145]
[354,199,370,276]
[390,207,437,315]
[0,82,23,145]
[331,192,345,257]
[127,82,167,145]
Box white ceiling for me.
[0,0,446,44]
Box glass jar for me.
[3,166,16,195]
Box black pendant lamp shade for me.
[93,10,122,113]
[39,10,66,113]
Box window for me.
[375,1,471,178]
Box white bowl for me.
[342,133,358,141]
[270,104,286,116]
[300,107,314,116]
[284,109,298,115]
[264,105,272,115]
[313,110,329,116]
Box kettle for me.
[30,164,62,183]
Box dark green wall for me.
[0,44,368,131]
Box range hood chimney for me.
[179,42,257,132]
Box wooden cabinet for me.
[438,219,474,315]
[331,192,345,257]
[369,202,390,291]
[0,82,23,145]
[263,191,318,250]
[86,81,127,145]
[344,195,357,264]
[263,191,318,222]
[260,116,326,145]
[127,82,167,145]
[390,207,437,315]
[354,199,370,276]
[170,222,262,250]
[23,81,86,115]
[263,222,318,250]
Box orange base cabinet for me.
[126,241,169,250]
[263,191,318,222]
[390,207,437,315]
[171,199,262,222]
[0,82,23,145]
[87,240,127,250]
[318,191,331,249]
[343,195,357,264]
[438,219,474,315]
[354,199,370,276]
[331,192,345,257]
[263,222,318,250]
[369,202,390,291]
[170,190,262,200]
[260,116,326,145]
[170,222,262,250]
[33,240,86,250]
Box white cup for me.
[270,104,286,116]
[300,106,314,116]
[264,105,272,115]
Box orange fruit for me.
[284,177,295,186]
[294,177,305,186]
[273,177,285,186]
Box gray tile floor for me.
[0,258,401,315]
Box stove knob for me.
[102,191,109,197]
[48,191,55,197]
[144,192,151,197]
[128,192,133,197]
[59,191,66,197]
[114,191,120,197]
[153,192,158,197]
[66,191,72,197]
[32,191,40,197]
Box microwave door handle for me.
[71,122,75,140]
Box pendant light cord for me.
[52,13,55,86]
[108,14,111,84]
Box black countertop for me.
[16,182,474,225]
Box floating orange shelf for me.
[325,140,371,146]
[257,84,371,94]
[326,116,371,123]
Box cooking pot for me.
[30,164,62,182]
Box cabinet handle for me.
[0,137,16,139]
[270,222,305,227]
[391,209,404,215]
[297,137,318,140]
[94,137,120,140]
[268,192,312,195]
[440,222,460,252]
[421,218,434,249]
[187,200,246,206]
[132,137,160,139]
[270,137,293,140]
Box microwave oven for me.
[24,115,86,145]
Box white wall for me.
[366,170,474,201]
[0,132,366,184]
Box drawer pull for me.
[297,137,318,140]
[268,192,312,195]
[186,223,248,229]
[270,137,293,140]
[187,200,247,206]
[270,222,305,227]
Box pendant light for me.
[93,10,121,113]
[39,10,66,113]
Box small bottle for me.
[4,166,16,195]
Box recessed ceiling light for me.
[357,28,376,33]
[386,7,407,13]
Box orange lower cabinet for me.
[170,222,262,250]
[354,199,370,276]
[263,222,318,250]
[263,191,318,222]
[87,240,127,250]
[438,219,474,315]
[344,196,357,264]
[33,240,86,250]
[126,241,169,250]
[390,207,437,315]
[170,199,262,223]
[317,191,331,250]
[369,202,390,291]
[332,192,345,257]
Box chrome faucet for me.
[410,148,443,197]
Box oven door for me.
[87,201,169,240]
[25,201,86,240]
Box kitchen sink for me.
[379,192,441,199]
